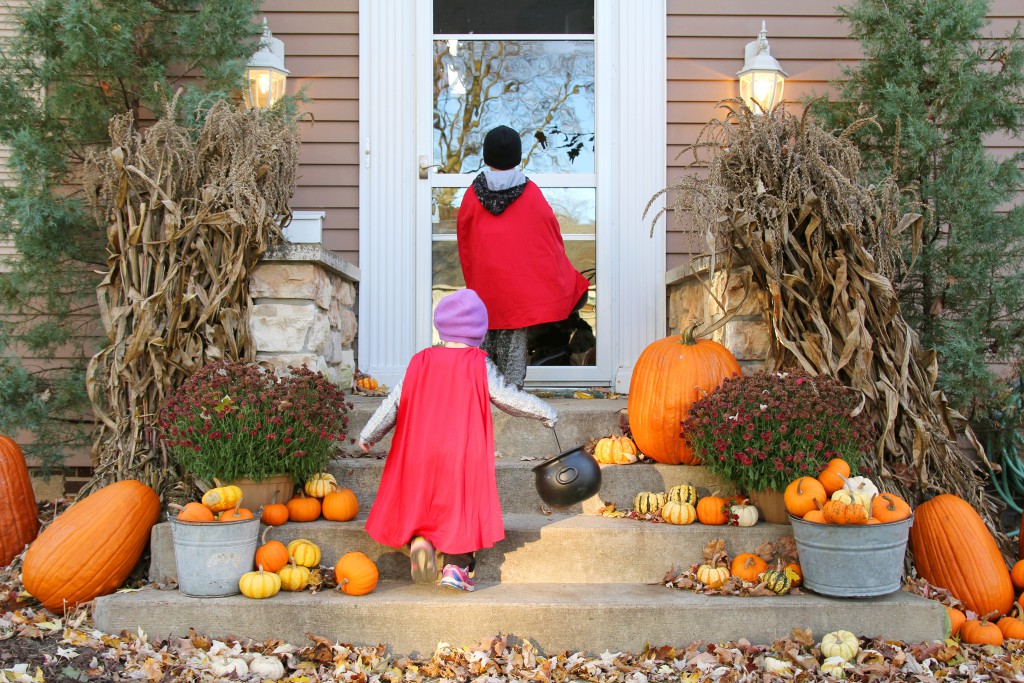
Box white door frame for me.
[359,0,665,392]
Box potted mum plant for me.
[157,361,351,510]
[683,370,874,523]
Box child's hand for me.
[359,439,373,453]
[543,418,557,429]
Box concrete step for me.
[339,396,629,460]
[326,458,741,515]
[149,514,791,585]
[94,581,948,657]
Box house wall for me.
[0,0,24,261]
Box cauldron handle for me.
[556,467,579,485]
[552,424,562,454]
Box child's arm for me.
[485,358,557,428]
[358,380,403,452]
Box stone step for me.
[94,581,948,657]
[149,514,791,585]
[339,396,629,460]
[326,458,741,515]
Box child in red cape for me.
[457,124,591,388]
[358,288,558,591]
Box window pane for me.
[434,40,595,174]
[434,0,594,34]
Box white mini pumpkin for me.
[820,630,860,662]
[729,503,759,527]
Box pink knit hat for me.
[434,289,488,346]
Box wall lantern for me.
[736,21,787,115]
[244,18,289,109]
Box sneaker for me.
[410,536,437,584]
[438,564,475,592]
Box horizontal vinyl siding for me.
[665,1,1024,269]
[262,0,360,263]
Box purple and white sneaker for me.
[438,564,475,592]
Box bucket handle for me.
[556,467,579,484]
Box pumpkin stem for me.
[981,609,1000,623]
[336,578,350,592]
[260,526,271,544]
[167,503,184,512]
[680,322,702,345]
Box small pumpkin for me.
[823,499,868,525]
[667,484,699,506]
[761,568,792,595]
[997,611,1024,640]
[947,606,966,637]
[817,459,850,496]
[304,472,339,498]
[820,657,852,680]
[254,528,289,573]
[322,488,360,522]
[356,376,379,391]
[201,482,243,513]
[961,616,1004,646]
[634,491,666,516]
[278,558,312,592]
[871,492,912,523]
[830,486,872,508]
[335,551,379,595]
[239,566,281,599]
[696,494,728,525]
[728,503,759,527]
[594,435,639,465]
[820,630,859,661]
[784,476,826,518]
[660,500,696,525]
[783,562,802,587]
[288,538,322,568]
[173,502,215,523]
[840,475,879,500]
[1011,560,1024,592]
[730,553,768,583]
[695,562,730,589]
[287,491,322,522]
[260,491,290,526]
[0,435,41,569]
[802,502,827,524]
[217,502,254,522]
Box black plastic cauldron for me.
[532,446,601,509]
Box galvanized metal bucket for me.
[169,517,259,597]
[791,514,913,597]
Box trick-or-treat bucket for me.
[533,445,602,509]
[790,514,913,597]
[170,517,259,597]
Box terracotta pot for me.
[228,473,294,512]
[747,487,790,524]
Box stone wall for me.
[249,243,360,389]
[666,259,769,373]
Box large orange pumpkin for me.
[909,494,1015,618]
[22,480,160,612]
[0,435,41,568]
[627,326,741,464]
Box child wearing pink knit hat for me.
[358,289,557,591]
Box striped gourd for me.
[634,491,666,515]
[762,569,792,595]
[667,484,699,506]
[661,500,696,525]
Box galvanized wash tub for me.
[169,517,259,597]
[790,514,914,597]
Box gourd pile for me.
[173,473,360,527]
[242,533,380,599]
[666,539,802,597]
[782,458,913,525]
[629,485,760,527]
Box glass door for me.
[424,0,601,386]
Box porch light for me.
[244,18,289,109]
[736,21,787,115]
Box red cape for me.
[364,346,504,554]
[457,181,590,329]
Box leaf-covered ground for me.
[3,565,1024,683]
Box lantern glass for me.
[244,67,287,109]
[739,70,784,115]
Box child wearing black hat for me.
[457,124,591,388]
[358,288,557,591]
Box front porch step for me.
[326,458,741,516]
[149,515,790,585]
[93,581,948,657]
[339,396,629,460]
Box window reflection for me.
[434,0,594,34]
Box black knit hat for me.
[483,125,522,170]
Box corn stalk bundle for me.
[650,102,1009,555]
[82,99,300,496]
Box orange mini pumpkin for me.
[335,551,379,595]
[627,325,741,465]
[174,502,215,523]
[960,617,1004,646]
[254,528,289,573]
[322,488,360,522]
[997,613,1024,641]
[261,492,290,526]
[947,606,966,637]
[1011,560,1024,592]
[871,492,912,523]
[218,502,254,522]
[730,553,768,583]
[696,495,729,525]
[287,491,322,522]
[784,477,826,518]
[817,459,850,496]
